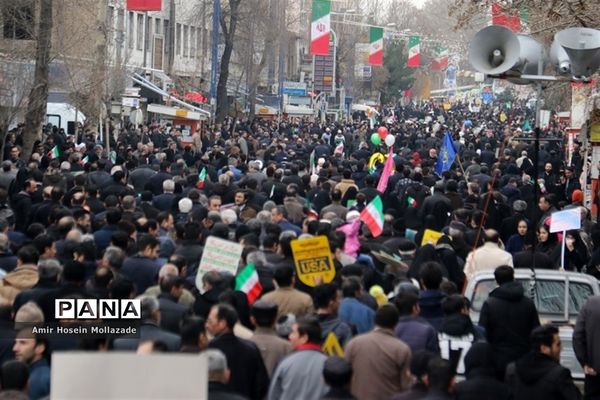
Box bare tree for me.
[216,0,243,123]
[22,0,54,160]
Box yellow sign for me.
[258,107,270,114]
[443,102,451,110]
[175,109,188,118]
[291,236,335,287]
[322,332,344,357]
[499,111,507,122]
[591,123,600,143]
[421,229,443,246]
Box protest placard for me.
[291,236,335,287]
[195,236,243,291]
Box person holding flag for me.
[435,131,457,177]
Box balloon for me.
[377,126,388,139]
[371,133,381,145]
[384,134,395,147]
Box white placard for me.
[51,352,207,399]
[195,236,243,290]
[549,208,582,233]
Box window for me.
[136,14,144,51]
[117,10,125,49]
[147,17,153,39]
[164,20,170,54]
[197,28,202,59]
[2,5,34,40]
[155,18,162,35]
[128,12,135,49]
[190,27,196,58]
[176,23,181,55]
[183,25,189,57]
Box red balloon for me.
[377,126,388,139]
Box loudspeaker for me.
[550,39,571,75]
[554,27,600,80]
[469,26,545,82]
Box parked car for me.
[464,268,599,381]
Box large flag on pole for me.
[407,36,420,68]
[360,195,384,238]
[431,44,448,70]
[310,0,331,56]
[435,132,457,176]
[376,149,394,193]
[127,0,162,11]
[369,27,384,66]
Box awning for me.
[147,104,207,121]
[129,71,211,118]
[284,105,314,116]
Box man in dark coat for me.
[479,266,540,378]
[120,235,162,295]
[157,275,189,334]
[206,303,269,400]
[454,342,512,400]
[113,296,181,351]
[573,295,600,399]
[507,324,582,400]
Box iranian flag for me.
[431,45,448,70]
[360,195,384,238]
[407,36,420,68]
[310,0,331,56]
[80,156,89,166]
[369,27,384,66]
[48,146,59,160]
[197,167,207,189]
[235,263,263,304]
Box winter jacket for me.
[0,264,38,303]
[455,342,512,400]
[573,295,600,374]
[394,316,439,354]
[479,281,540,376]
[419,290,446,332]
[506,352,582,400]
[317,313,353,347]
[336,220,361,258]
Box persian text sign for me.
[291,236,335,287]
[195,236,243,290]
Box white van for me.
[46,102,86,135]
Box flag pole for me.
[455,153,469,185]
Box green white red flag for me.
[407,36,420,68]
[235,263,262,304]
[48,146,59,160]
[197,167,207,189]
[431,44,448,70]
[360,195,384,238]
[310,0,331,56]
[369,27,384,66]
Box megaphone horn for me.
[550,39,571,75]
[555,27,600,80]
[469,26,546,81]
[469,26,521,75]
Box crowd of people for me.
[0,99,597,399]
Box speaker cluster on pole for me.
[469,25,600,83]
